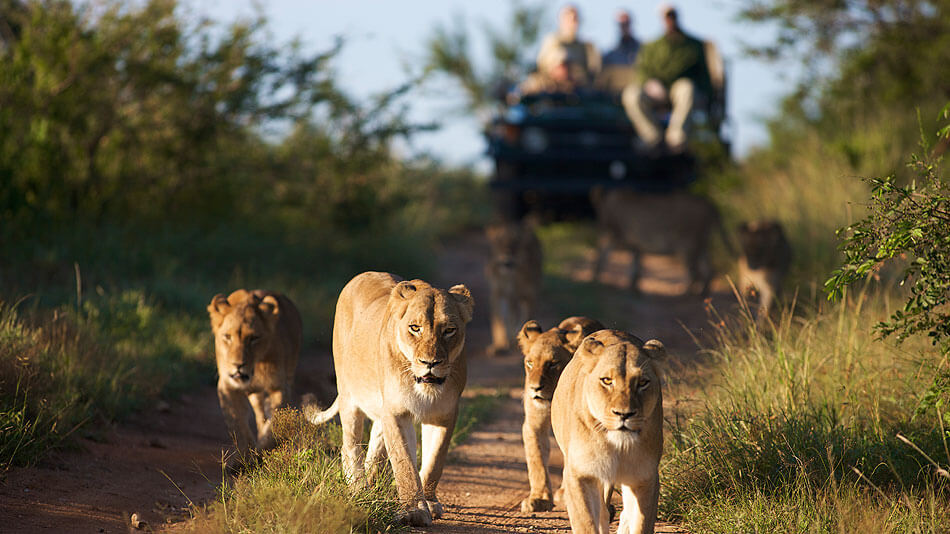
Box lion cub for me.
[552,330,666,534]
[518,316,604,513]
[208,289,302,463]
[737,220,792,318]
[305,272,474,527]
[485,220,543,354]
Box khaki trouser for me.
[621,77,695,148]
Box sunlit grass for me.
[661,288,950,532]
[186,393,501,533]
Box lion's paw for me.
[426,499,444,519]
[520,497,554,513]
[397,503,432,527]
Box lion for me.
[737,220,792,318]
[592,189,733,296]
[208,289,302,464]
[304,272,474,527]
[552,329,666,534]
[485,220,543,355]
[518,316,604,513]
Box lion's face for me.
[576,331,665,447]
[519,323,572,404]
[519,317,603,405]
[389,280,474,390]
[208,290,280,390]
[738,220,788,270]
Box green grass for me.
[185,408,404,534]
[661,288,950,532]
[0,291,209,473]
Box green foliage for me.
[422,1,546,113]
[738,0,950,180]
[826,109,950,432]
[662,293,950,532]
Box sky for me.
[188,1,795,167]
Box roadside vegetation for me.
[0,0,486,484]
[659,1,950,531]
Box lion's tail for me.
[302,394,339,426]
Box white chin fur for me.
[606,429,640,450]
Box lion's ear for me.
[392,281,418,300]
[258,294,281,331]
[563,324,587,352]
[577,336,605,361]
[558,317,604,352]
[518,320,543,354]
[449,284,474,323]
[208,293,230,331]
[642,339,667,361]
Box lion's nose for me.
[418,358,444,369]
[612,409,637,420]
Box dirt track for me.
[0,231,722,533]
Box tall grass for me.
[0,292,208,473]
[661,288,950,532]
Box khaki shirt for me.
[536,32,601,86]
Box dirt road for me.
[0,232,720,533]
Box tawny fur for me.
[306,272,474,527]
[552,330,666,534]
[208,289,302,466]
[485,220,543,354]
[737,220,792,319]
[592,189,733,296]
[518,316,604,513]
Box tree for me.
[739,0,950,175]
[422,1,546,115]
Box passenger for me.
[536,4,600,88]
[602,9,640,66]
[518,48,577,96]
[621,3,712,152]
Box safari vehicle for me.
[486,41,729,220]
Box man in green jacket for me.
[622,4,711,152]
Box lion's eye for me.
[525,361,534,369]
[248,335,261,344]
[409,324,421,334]
[639,379,650,389]
[600,377,613,386]
[443,327,457,338]
[223,333,232,343]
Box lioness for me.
[552,330,666,534]
[208,289,302,463]
[305,272,474,526]
[519,316,604,513]
[592,189,732,296]
[485,220,543,355]
[737,220,792,318]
